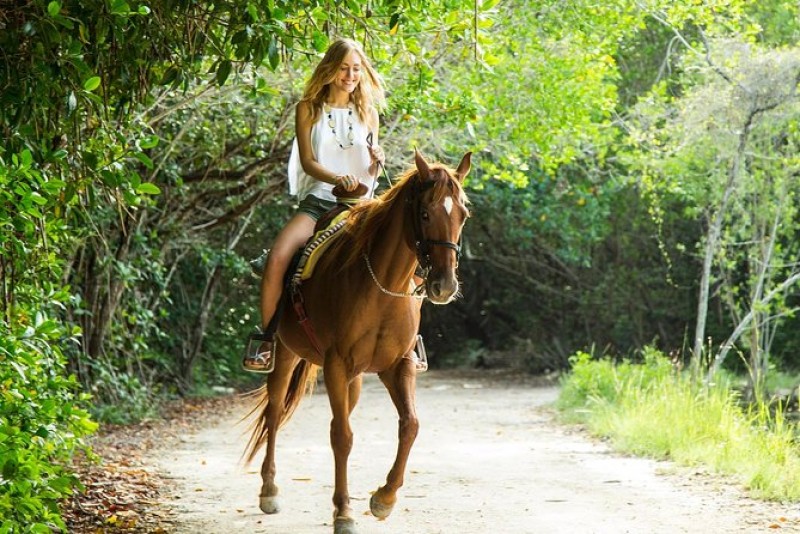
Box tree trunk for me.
[692,111,754,369]
[84,210,146,359]
[177,211,255,390]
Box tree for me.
[626,34,800,390]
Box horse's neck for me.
[367,195,417,286]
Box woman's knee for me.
[265,248,291,272]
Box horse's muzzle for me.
[426,271,459,304]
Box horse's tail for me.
[243,359,319,464]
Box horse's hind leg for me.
[371,355,419,520]
[259,338,300,514]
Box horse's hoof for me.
[333,516,358,534]
[369,493,395,520]
[259,495,280,514]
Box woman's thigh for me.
[270,212,317,260]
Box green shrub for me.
[557,347,800,501]
[0,318,97,532]
[556,347,674,417]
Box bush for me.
[557,347,800,501]
[0,318,97,532]
[556,347,674,415]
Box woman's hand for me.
[335,174,360,192]
[368,144,385,168]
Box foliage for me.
[556,348,676,416]
[0,320,97,531]
[0,0,488,528]
[624,35,800,382]
[0,141,98,530]
[558,349,800,501]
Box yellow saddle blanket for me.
[294,212,349,283]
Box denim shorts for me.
[297,195,337,221]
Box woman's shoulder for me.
[296,99,323,132]
[296,99,317,117]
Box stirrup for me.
[243,331,276,374]
[413,334,428,372]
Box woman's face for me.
[332,50,362,94]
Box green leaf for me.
[312,31,328,52]
[267,37,279,70]
[247,3,259,22]
[41,180,65,194]
[55,14,74,29]
[160,66,180,86]
[136,183,161,195]
[389,12,401,33]
[47,1,60,17]
[139,135,159,149]
[110,0,130,14]
[216,60,232,86]
[83,76,101,92]
[133,152,153,169]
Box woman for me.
[245,38,386,371]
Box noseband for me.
[407,177,462,271]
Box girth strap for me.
[291,284,324,357]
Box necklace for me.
[323,103,354,149]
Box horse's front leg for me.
[371,354,419,520]
[324,356,359,534]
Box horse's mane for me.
[328,163,468,270]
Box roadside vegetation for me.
[557,349,800,502]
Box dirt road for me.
[156,371,799,533]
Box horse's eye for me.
[421,210,430,222]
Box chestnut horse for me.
[245,150,471,534]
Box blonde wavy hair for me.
[300,38,386,126]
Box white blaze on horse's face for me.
[443,196,454,216]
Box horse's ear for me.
[454,152,472,182]
[415,148,431,181]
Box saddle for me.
[269,186,365,338]
[314,182,368,232]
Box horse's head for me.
[409,149,471,304]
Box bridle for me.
[361,172,464,299]
[363,136,463,297]
[406,176,462,273]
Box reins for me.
[367,131,392,199]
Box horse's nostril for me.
[430,280,442,297]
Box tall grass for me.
[557,348,800,501]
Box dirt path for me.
[156,371,799,533]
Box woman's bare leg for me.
[259,213,317,330]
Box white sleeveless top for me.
[287,105,376,202]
